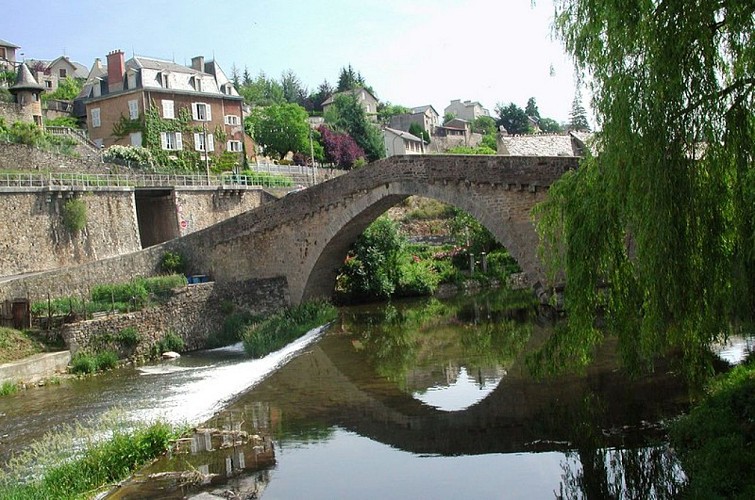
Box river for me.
[1,289,751,498]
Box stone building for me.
[75,50,248,159]
[0,38,19,73]
[444,99,490,122]
[4,63,45,126]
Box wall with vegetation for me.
[61,277,288,357]
[0,143,105,171]
[0,188,141,277]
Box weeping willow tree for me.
[534,0,755,376]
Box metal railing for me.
[0,172,300,189]
[45,126,100,151]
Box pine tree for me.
[568,86,590,132]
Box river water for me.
[2,289,749,498]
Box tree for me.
[525,97,540,119]
[42,77,82,102]
[535,0,755,377]
[325,93,385,162]
[538,117,563,133]
[230,64,241,90]
[568,86,590,131]
[238,72,284,107]
[244,103,310,159]
[472,116,497,135]
[495,102,531,135]
[317,125,365,169]
[309,80,334,112]
[377,102,410,123]
[337,64,366,92]
[280,69,308,106]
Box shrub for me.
[61,198,87,233]
[160,251,185,274]
[116,327,140,347]
[70,353,97,374]
[243,300,336,358]
[157,331,184,353]
[141,274,187,298]
[103,144,155,167]
[91,281,148,305]
[95,351,118,371]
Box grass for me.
[670,356,755,499]
[205,311,262,349]
[69,350,119,375]
[0,411,184,499]
[155,331,184,354]
[0,327,50,363]
[0,380,20,396]
[243,300,337,358]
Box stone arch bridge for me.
[175,154,576,304]
[0,155,576,304]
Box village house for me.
[76,50,248,159]
[389,104,440,135]
[25,56,88,91]
[444,99,490,122]
[383,126,424,156]
[0,38,19,73]
[322,87,379,122]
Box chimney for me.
[106,50,125,92]
[191,56,204,72]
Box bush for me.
[95,351,118,370]
[61,198,87,233]
[0,381,19,396]
[157,331,184,353]
[243,300,336,358]
[70,353,97,374]
[116,327,140,347]
[141,274,187,298]
[91,281,148,305]
[103,144,155,167]
[160,251,186,274]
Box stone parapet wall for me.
[174,188,276,237]
[61,277,288,358]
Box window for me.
[45,80,52,89]
[192,102,211,121]
[192,76,202,92]
[59,68,67,78]
[127,71,137,89]
[227,140,242,152]
[128,99,139,119]
[160,131,183,151]
[91,108,101,128]
[162,100,174,119]
[129,132,142,147]
[224,115,240,125]
[193,132,214,152]
[157,72,169,88]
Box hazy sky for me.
[3,0,581,123]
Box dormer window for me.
[126,70,137,90]
[192,76,202,92]
[156,72,169,88]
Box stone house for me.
[25,56,88,91]
[383,126,424,156]
[444,99,490,122]
[322,87,379,122]
[389,104,440,135]
[76,50,248,160]
[0,38,19,73]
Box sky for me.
[3,0,582,123]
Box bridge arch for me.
[174,155,576,305]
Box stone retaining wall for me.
[61,277,289,358]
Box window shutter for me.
[128,100,138,119]
[194,133,201,151]
[162,100,174,119]
[207,134,214,152]
[191,103,199,121]
[226,140,232,151]
[205,105,212,122]
[175,132,183,150]
[160,132,167,150]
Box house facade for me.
[389,105,440,135]
[79,50,246,159]
[444,99,490,122]
[383,127,424,156]
[0,39,19,72]
[26,56,88,91]
[322,87,379,122]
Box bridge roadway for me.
[0,155,577,304]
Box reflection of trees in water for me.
[555,393,685,499]
[340,292,533,389]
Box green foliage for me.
[103,144,155,167]
[44,116,80,128]
[536,0,755,376]
[116,327,140,347]
[495,102,532,135]
[446,145,496,155]
[377,102,410,123]
[141,274,187,298]
[336,64,368,92]
[0,121,78,155]
[472,115,497,135]
[448,208,501,257]
[61,198,87,233]
[538,117,563,133]
[160,251,186,274]
[443,112,456,124]
[0,327,47,363]
[326,93,385,162]
[0,381,19,396]
[41,77,82,102]
[70,351,112,375]
[111,114,144,140]
[143,102,201,172]
[0,413,182,499]
[222,169,295,187]
[245,102,311,159]
[206,311,261,348]
[91,280,148,305]
[402,199,456,221]
[670,360,755,498]
[480,132,498,150]
[243,300,336,358]
[238,71,285,107]
[568,86,590,132]
[157,331,184,353]
[525,97,540,119]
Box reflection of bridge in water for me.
[237,326,690,457]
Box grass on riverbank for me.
[0,412,184,499]
[0,327,53,364]
[242,300,337,358]
[670,356,755,498]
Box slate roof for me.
[498,134,580,156]
[411,104,439,116]
[0,38,20,49]
[384,127,423,142]
[10,63,44,92]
